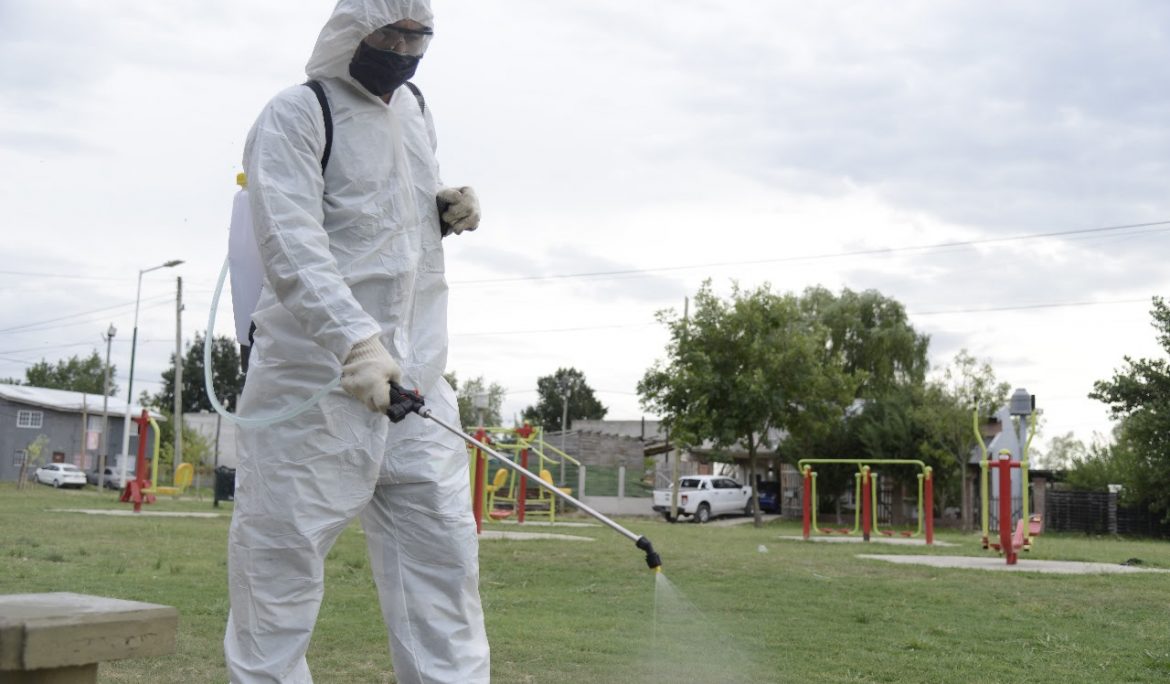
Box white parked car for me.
[86,466,135,490]
[34,463,88,489]
[652,475,753,523]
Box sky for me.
[2,1,1169,462]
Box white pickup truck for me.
[652,475,753,523]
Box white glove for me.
[437,186,481,235]
[340,336,402,413]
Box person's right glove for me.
[340,335,402,413]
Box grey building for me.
[0,384,160,483]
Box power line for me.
[447,296,1156,339]
[0,341,106,356]
[909,297,1151,317]
[452,322,655,338]
[0,269,129,282]
[450,219,1170,285]
[0,295,172,335]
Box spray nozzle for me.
[635,536,662,572]
[386,382,426,423]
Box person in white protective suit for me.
[224,1,489,682]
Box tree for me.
[791,287,932,516]
[799,286,930,398]
[522,368,607,430]
[16,434,49,490]
[445,372,506,428]
[19,351,117,395]
[1039,431,1088,471]
[149,333,244,413]
[639,281,856,526]
[1089,297,1170,519]
[913,349,1011,525]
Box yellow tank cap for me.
[236,172,247,188]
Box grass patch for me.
[2,483,1170,682]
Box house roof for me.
[0,384,163,419]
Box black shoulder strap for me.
[303,80,333,173]
[302,80,423,174]
[404,81,426,114]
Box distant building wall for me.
[185,412,238,470]
[0,397,140,482]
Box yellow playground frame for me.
[468,424,581,524]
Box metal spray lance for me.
[386,382,663,572]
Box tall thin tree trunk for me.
[749,436,762,527]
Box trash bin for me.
[214,466,237,507]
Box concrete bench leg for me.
[6,663,97,683]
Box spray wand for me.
[387,382,663,572]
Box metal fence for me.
[1045,490,1170,537]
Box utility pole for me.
[79,395,89,469]
[670,296,689,522]
[98,324,116,490]
[558,379,571,485]
[174,276,183,469]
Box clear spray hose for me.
[204,255,338,426]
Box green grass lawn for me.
[3,482,1170,683]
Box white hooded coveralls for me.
[224,1,489,682]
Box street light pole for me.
[98,323,116,490]
[174,276,183,470]
[118,259,183,488]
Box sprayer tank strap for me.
[303,80,426,174]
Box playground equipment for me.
[151,463,194,498]
[386,383,662,571]
[799,459,934,545]
[116,410,194,507]
[120,410,158,512]
[974,388,1041,565]
[466,422,581,528]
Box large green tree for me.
[522,367,607,430]
[1089,296,1170,519]
[445,372,507,428]
[15,351,117,395]
[148,333,244,413]
[776,287,931,517]
[799,286,930,398]
[639,281,856,525]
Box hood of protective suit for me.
[306,0,434,82]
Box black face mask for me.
[349,41,421,98]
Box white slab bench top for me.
[0,592,178,672]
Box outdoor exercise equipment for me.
[799,459,934,545]
[120,410,158,512]
[150,463,194,498]
[387,382,663,571]
[465,423,580,529]
[973,389,1041,564]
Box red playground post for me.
[994,453,1021,564]
[515,423,534,524]
[119,410,156,513]
[471,428,487,534]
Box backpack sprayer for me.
[386,382,663,572]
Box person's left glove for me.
[437,186,481,235]
[340,335,403,413]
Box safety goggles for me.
[364,25,434,56]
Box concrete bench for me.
[0,592,178,683]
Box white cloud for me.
[1,0,1168,455]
